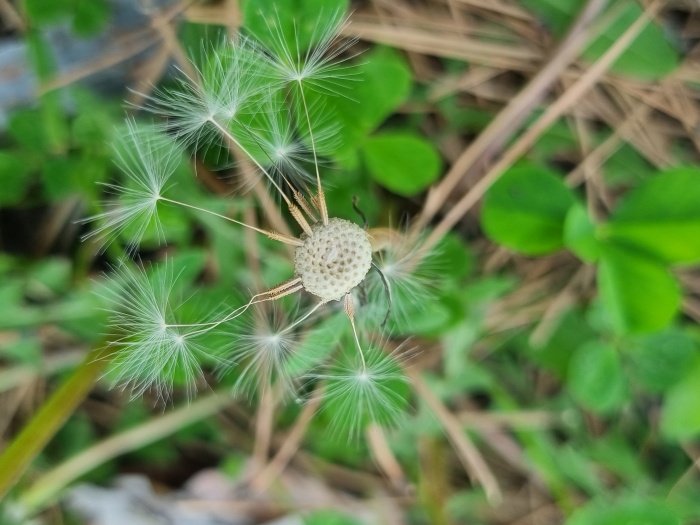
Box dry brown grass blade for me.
[366,423,408,491]
[124,4,203,107]
[0,0,25,31]
[344,19,540,70]
[422,0,667,253]
[249,387,323,493]
[252,387,276,469]
[602,82,671,166]
[428,66,504,101]
[454,0,534,21]
[408,368,503,506]
[38,31,160,95]
[415,0,609,232]
[567,78,685,188]
[37,0,190,95]
[0,381,33,439]
[125,44,171,108]
[565,89,656,186]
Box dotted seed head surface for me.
[294,218,373,302]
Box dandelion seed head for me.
[294,218,373,302]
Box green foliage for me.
[520,0,584,36]
[25,0,110,36]
[2,1,700,522]
[362,132,442,196]
[597,243,681,333]
[482,163,698,334]
[566,497,680,525]
[583,1,678,79]
[481,164,576,255]
[660,360,700,441]
[0,153,29,206]
[4,90,119,206]
[605,168,700,265]
[564,203,599,263]
[304,510,362,525]
[307,46,412,158]
[567,341,627,413]
[626,329,697,393]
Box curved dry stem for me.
[159,197,303,246]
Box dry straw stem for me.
[0,0,25,32]
[252,386,277,469]
[458,409,550,493]
[422,0,667,253]
[408,368,503,505]
[0,349,84,394]
[37,0,190,96]
[344,18,540,70]
[453,0,534,21]
[126,8,199,108]
[20,392,232,512]
[249,387,323,493]
[565,66,690,187]
[415,0,609,232]
[366,423,408,492]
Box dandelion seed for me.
[263,10,358,96]
[99,260,218,402]
[222,304,295,397]
[81,121,183,252]
[234,98,316,193]
[144,38,268,153]
[310,339,410,440]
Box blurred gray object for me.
[0,0,176,127]
[68,475,251,525]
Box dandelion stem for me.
[186,294,274,337]
[297,83,328,225]
[343,294,366,373]
[158,197,302,246]
[349,318,367,373]
[208,117,314,236]
[283,301,324,333]
[186,278,304,337]
[208,118,290,205]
